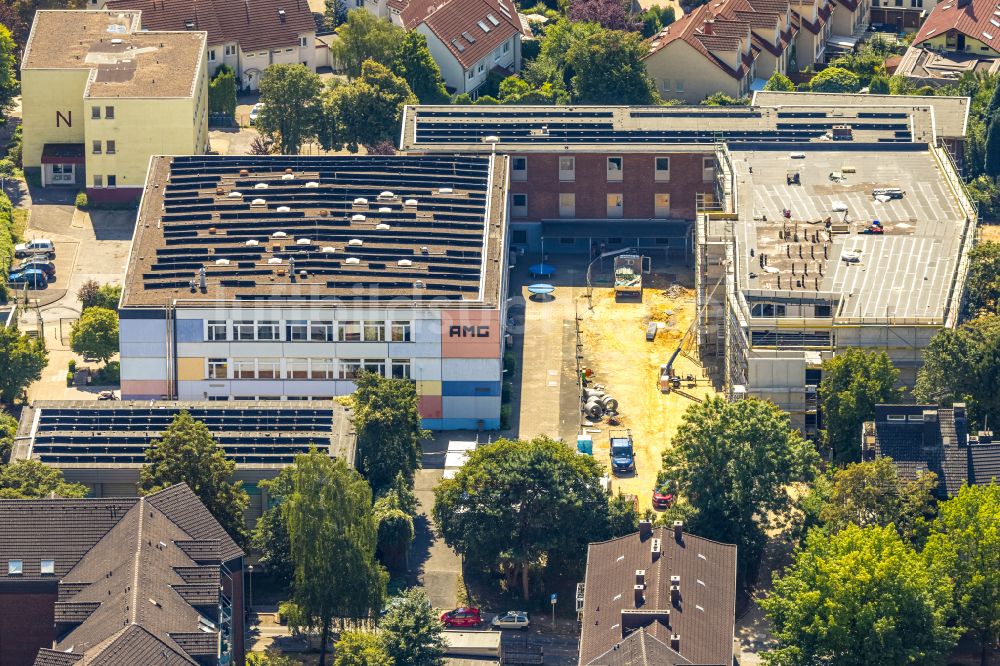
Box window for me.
[286,320,309,341]
[511,193,528,217]
[503,41,510,53]
[257,358,280,379]
[92,140,102,154]
[675,80,685,93]
[105,106,115,119]
[702,156,714,182]
[654,193,671,217]
[225,44,237,56]
[559,192,575,218]
[362,359,385,376]
[207,320,228,341]
[468,70,475,80]
[339,320,361,341]
[106,140,116,155]
[208,358,228,379]
[478,63,485,73]
[310,320,334,342]
[300,37,308,47]
[340,359,362,380]
[559,156,575,181]
[91,106,100,119]
[655,157,670,181]
[660,79,671,93]
[391,321,412,342]
[93,175,103,187]
[285,48,293,53]
[233,358,256,379]
[512,156,527,181]
[209,49,217,61]
[814,304,832,317]
[363,321,385,342]
[286,358,309,379]
[607,157,623,181]
[607,193,623,218]
[391,359,411,379]
[311,358,336,379]
[511,229,527,244]
[234,320,255,340]
[256,320,279,340]
[750,303,787,317]
[8,560,22,575]
[207,395,229,401]
[107,175,117,188]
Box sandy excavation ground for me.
[577,273,720,511]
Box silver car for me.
[491,611,530,631]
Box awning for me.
[540,220,690,238]
[827,34,861,49]
[40,143,85,165]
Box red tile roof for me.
[397,0,528,69]
[105,0,315,52]
[914,0,1000,52]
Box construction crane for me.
[659,268,728,392]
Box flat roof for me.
[120,154,507,308]
[400,104,938,153]
[14,401,356,471]
[751,90,970,138]
[21,10,205,99]
[725,145,974,322]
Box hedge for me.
[0,192,14,302]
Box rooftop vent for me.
[414,280,426,289]
[376,223,391,230]
[348,238,363,246]
[321,246,336,253]
[250,198,267,208]
[296,238,311,245]
[185,20,195,30]
[345,257,361,264]
[398,259,413,267]
[228,191,243,198]
[378,206,392,213]
[438,187,454,194]
[377,190,396,200]
[215,258,231,265]
[278,8,286,20]
[254,183,269,189]
[239,169,250,176]
[245,239,259,246]
[282,173,294,180]
[404,198,418,207]
[271,231,288,238]
[353,197,368,206]
[111,38,123,44]
[352,214,366,222]
[268,258,282,264]
[277,205,291,212]
[305,181,319,188]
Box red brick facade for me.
[508,152,716,221]
[0,583,57,666]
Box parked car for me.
[492,611,530,631]
[8,268,48,289]
[97,391,118,400]
[17,257,56,278]
[249,103,264,126]
[14,239,55,259]
[440,607,483,628]
[652,487,675,510]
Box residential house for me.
[105,0,317,90]
[871,0,936,32]
[20,10,208,203]
[864,404,1000,497]
[364,0,530,95]
[897,0,1000,83]
[576,521,737,666]
[0,484,245,666]
[791,0,834,63]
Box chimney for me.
[651,538,662,561]
[634,584,645,607]
[977,431,993,445]
[638,519,653,539]
[673,520,684,542]
[922,409,939,452]
[670,575,681,605]
[670,634,681,652]
[635,569,646,586]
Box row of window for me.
[206,357,411,380]
[8,559,54,575]
[90,105,115,120]
[467,41,512,80]
[512,156,679,183]
[92,140,116,155]
[236,38,310,60]
[204,319,412,342]
[511,192,672,219]
[92,174,118,188]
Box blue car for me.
[8,268,48,289]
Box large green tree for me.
[924,484,1000,666]
[819,348,900,463]
[0,23,17,118]
[762,524,958,666]
[379,588,446,666]
[208,64,237,118]
[257,64,324,154]
[566,28,658,104]
[70,306,119,364]
[252,466,295,587]
[330,10,403,79]
[323,61,417,153]
[434,436,612,599]
[284,451,385,666]
[986,112,1000,178]
[965,241,1000,315]
[395,31,449,104]
[764,71,795,91]
[0,459,88,498]
[351,371,427,493]
[808,66,861,92]
[139,411,249,545]
[659,396,818,584]
[373,473,418,571]
[333,631,392,666]
[0,323,48,404]
[0,406,16,462]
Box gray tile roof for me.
[586,627,691,665]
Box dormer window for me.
[40,560,55,575]
[8,560,22,575]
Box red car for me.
[652,488,675,510]
[440,607,483,628]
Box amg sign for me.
[449,325,490,338]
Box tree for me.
[333,631,392,666]
[139,411,249,545]
[762,524,957,666]
[817,458,937,544]
[395,31,449,104]
[0,459,88,498]
[373,473,418,570]
[208,64,237,118]
[568,0,639,31]
[0,323,47,404]
[986,111,1000,178]
[70,306,119,364]
[0,406,15,462]
[380,588,446,665]
[0,23,18,118]
[659,396,818,584]
[322,61,417,153]
[434,436,612,600]
[498,77,567,104]
[608,491,638,537]
[252,467,295,587]
[819,348,900,463]
[330,10,403,79]
[764,71,795,91]
[565,28,658,104]
[246,651,301,666]
[965,241,1000,315]
[869,74,890,94]
[701,92,745,105]
[256,64,324,154]
[639,4,675,38]
[828,49,885,87]
[967,175,1000,222]
[78,280,121,311]
[352,371,427,493]
[324,0,348,30]
[808,66,861,93]
[284,451,385,666]
[923,484,1000,666]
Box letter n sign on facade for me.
[56,110,72,128]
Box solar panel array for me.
[31,405,337,466]
[135,155,494,302]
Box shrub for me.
[74,192,88,209]
[96,361,120,385]
[66,372,73,387]
[68,359,76,372]
[0,192,15,302]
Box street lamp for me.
[246,565,254,629]
[587,247,636,310]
